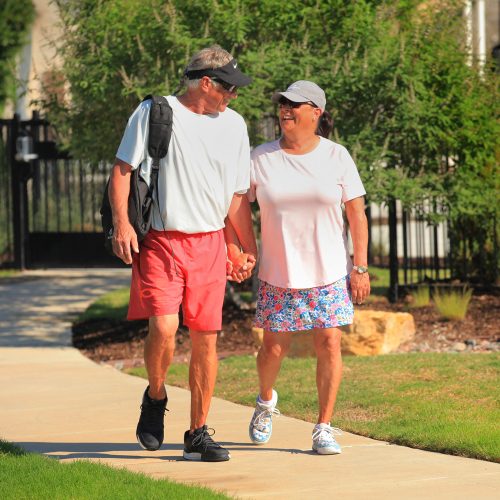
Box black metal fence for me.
[1,112,491,296]
[364,199,451,300]
[0,112,117,268]
[29,159,110,234]
[0,119,14,265]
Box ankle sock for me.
[258,391,277,406]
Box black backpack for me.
[100,95,173,255]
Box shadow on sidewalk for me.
[17,441,315,460]
[18,441,185,461]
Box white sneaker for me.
[312,423,342,455]
[248,390,280,444]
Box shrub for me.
[409,286,430,308]
[433,287,473,320]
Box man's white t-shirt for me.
[249,137,366,289]
[116,95,251,233]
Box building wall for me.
[3,0,62,119]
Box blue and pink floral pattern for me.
[255,276,353,332]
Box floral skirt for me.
[254,276,353,333]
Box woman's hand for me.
[227,252,257,283]
[350,270,370,305]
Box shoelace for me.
[191,427,221,451]
[252,403,281,432]
[312,426,342,443]
[140,403,168,426]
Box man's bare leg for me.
[145,314,178,399]
[189,330,218,430]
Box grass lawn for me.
[128,352,500,463]
[76,287,130,322]
[368,267,451,296]
[0,270,20,279]
[0,441,230,500]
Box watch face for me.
[356,266,368,273]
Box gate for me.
[0,112,123,268]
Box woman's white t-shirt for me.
[116,95,251,233]
[249,137,366,289]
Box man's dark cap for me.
[184,59,252,87]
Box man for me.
[109,45,257,462]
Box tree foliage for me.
[42,0,499,282]
[0,0,35,113]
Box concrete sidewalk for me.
[1,270,499,499]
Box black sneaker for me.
[136,386,168,451]
[183,425,230,462]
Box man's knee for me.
[190,330,218,355]
[148,315,178,344]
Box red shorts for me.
[127,229,227,331]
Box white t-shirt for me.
[249,137,366,289]
[116,95,251,233]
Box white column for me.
[464,0,473,65]
[477,0,486,70]
[15,33,32,119]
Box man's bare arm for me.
[224,194,258,281]
[226,194,258,257]
[109,158,139,264]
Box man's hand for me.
[350,271,370,305]
[227,252,257,283]
[112,221,139,264]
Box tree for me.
[42,0,499,283]
[0,0,35,114]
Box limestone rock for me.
[341,310,415,356]
[252,310,416,357]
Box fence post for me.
[10,114,28,269]
[388,198,399,302]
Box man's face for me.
[204,77,238,113]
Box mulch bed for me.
[72,293,500,368]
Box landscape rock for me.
[252,310,416,357]
[452,342,467,352]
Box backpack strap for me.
[142,94,173,170]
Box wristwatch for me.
[353,265,369,274]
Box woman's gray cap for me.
[272,80,326,110]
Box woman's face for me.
[278,98,321,135]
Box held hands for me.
[111,221,139,264]
[226,252,257,283]
[350,270,371,305]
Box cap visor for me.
[225,69,252,87]
[213,66,252,87]
[271,91,310,103]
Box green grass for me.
[0,440,230,499]
[368,267,452,296]
[76,287,130,322]
[433,287,473,320]
[128,352,500,462]
[0,270,20,279]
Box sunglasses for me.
[211,78,238,94]
[278,97,317,109]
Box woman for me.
[243,80,370,455]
